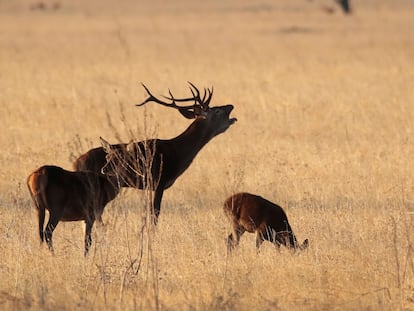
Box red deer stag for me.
[224,192,308,252]
[336,0,351,14]
[75,83,237,225]
[27,165,119,256]
[313,0,352,14]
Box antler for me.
[186,82,213,110]
[137,82,213,111]
[137,83,195,109]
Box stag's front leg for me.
[95,209,104,226]
[84,218,95,257]
[152,187,165,226]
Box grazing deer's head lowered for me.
[75,82,236,225]
[224,192,308,253]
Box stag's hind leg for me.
[84,218,95,257]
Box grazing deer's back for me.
[224,192,289,232]
[225,192,308,252]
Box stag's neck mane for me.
[170,118,214,160]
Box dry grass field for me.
[1,0,414,309]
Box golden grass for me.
[1,0,414,309]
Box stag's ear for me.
[178,107,196,119]
[100,136,113,154]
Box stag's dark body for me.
[76,116,225,189]
[27,165,119,256]
[75,84,236,225]
[74,144,127,176]
[224,192,308,252]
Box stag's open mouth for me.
[227,105,237,125]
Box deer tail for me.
[27,167,48,243]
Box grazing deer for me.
[75,83,237,225]
[27,165,119,256]
[224,192,308,252]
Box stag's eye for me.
[214,109,221,115]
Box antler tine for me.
[166,89,176,104]
[137,83,195,109]
[163,87,197,104]
[187,81,199,93]
[189,85,196,97]
[188,85,198,106]
[202,87,207,103]
[187,81,207,107]
[187,81,201,101]
[137,83,174,107]
[186,82,214,109]
[136,83,157,106]
[204,86,214,107]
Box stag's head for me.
[137,82,237,136]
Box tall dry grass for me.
[0,0,413,309]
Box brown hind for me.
[27,165,119,256]
[224,192,308,252]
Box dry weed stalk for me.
[107,99,161,310]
